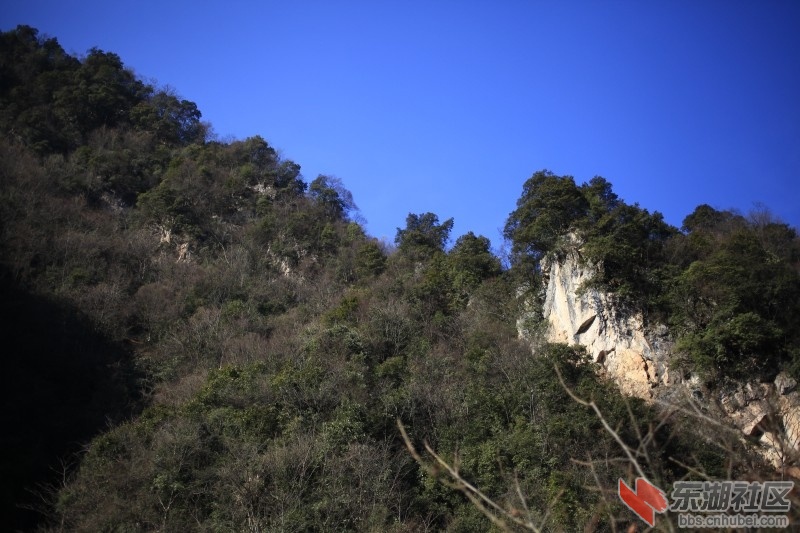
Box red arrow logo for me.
[618,477,668,526]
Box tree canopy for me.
[504,170,589,261]
[395,211,454,259]
[0,25,205,155]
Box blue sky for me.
[4,1,800,247]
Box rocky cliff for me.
[522,244,800,470]
[537,247,672,399]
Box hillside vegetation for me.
[2,26,799,531]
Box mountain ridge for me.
[2,25,799,531]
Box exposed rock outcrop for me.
[535,247,671,399]
[718,374,800,467]
[521,243,800,470]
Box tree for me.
[0,26,81,152]
[579,176,620,225]
[130,90,204,146]
[308,175,356,221]
[395,212,454,260]
[448,232,502,295]
[72,48,147,128]
[230,135,279,183]
[681,204,744,234]
[504,171,588,262]
[356,241,387,278]
[273,160,306,197]
[670,220,800,379]
[580,202,675,301]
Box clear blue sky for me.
[4,1,800,247]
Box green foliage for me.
[668,208,800,380]
[0,25,202,155]
[504,170,677,316]
[504,170,589,261]
[395,212,454,260]
[579,201,676,304]
[355,240,387,278]
[323,294,360,326]
[309,174,356,221]
[130,90,204,145]
[449,231,502,298]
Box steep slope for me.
[524,240,800,471]
[538,244,671,399]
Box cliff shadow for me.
[0,266,145,531]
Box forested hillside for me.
[2,26,799,531]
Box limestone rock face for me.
[716,375,800,468]
[524,246,800,470]
[538,249,671,399]
[720,382,773,436]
